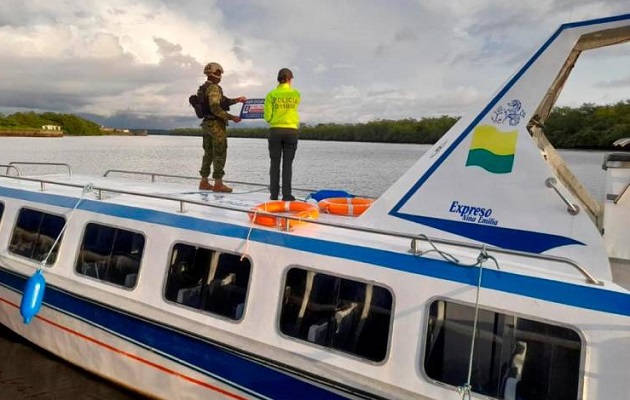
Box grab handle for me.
[546,177,579,215]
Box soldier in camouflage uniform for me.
[198,62,247,192]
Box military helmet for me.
[203,62,224,77]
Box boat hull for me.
[0,268,356,400]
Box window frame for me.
[8,206,66,266]
[420,296,586,400]
[162,241,253,323]
[277,265,395,364]
[0,202,4,237]
[74,221,146,290]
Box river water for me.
[0,135,610,398]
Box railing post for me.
[410,238,419,254]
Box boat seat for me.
[81,261,107,279]
[124,273,138,288]
[35,234,55,252]
[502,341,528,400]
[176,285,203,308]
[206,273,236,298]
[295,271,316,333]
[351,284,373,351]
[112,254,139,271]
[109,255,140,286]
[80,250,107,262]
[234,303,245,320]
[332,302,359,348]
[307,320,329,345]
[204,273,241,317]
[10,228,36,257]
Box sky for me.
[1,0,629,130]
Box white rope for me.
[413,234,500,270]
[39,183,94,270]
[456,246,495,399]
[240,208,258,261]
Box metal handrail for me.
[545,177,580,215]
[103,168,376,199]
[0,164,21,176]
[104,169,201,183]
[0,173,602,285]
[104,169,318,193]
[9,162,72,177]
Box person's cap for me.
[204,62,224,77]
[277,68,294,82]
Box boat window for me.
[75,223,145,289]
[279,268,393,362]
[164,243,251,321]
[9,208,65,264]
[423,300,581,400]
[0,202,4,223]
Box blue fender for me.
[20,269,46,325]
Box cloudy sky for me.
[1,0,629,129]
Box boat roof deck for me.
[0,171,368,228]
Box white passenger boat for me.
[1,13,629,400]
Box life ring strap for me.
[249,201,319,228]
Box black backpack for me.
[189,82,230,119]
[189,83,211,119]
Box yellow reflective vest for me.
[264,83,300,129]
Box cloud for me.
[0,0,629,129]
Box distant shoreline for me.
[0,129,62,137]
[0,130,146,137]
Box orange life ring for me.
[249,201,319,228]
[318,197,374,216]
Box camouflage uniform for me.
[199,82,237,179]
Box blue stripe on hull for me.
[0,268,350,400]
[0,186,629,318]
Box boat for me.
[1,13,629,400]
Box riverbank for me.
[0,129,147,137]
[0,129,62,137]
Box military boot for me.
[198,178,213,191]
[212,179,233,193]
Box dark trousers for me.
[268,128,298,198]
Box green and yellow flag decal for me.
[466,125,518,174]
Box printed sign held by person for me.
[239,99,265,119]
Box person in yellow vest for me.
[263,68,301,201]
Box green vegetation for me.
[544,101,630,149]
[170,115,458,144]
[0,111,102,135]
[168,101,630,149]
[4,101,630,148]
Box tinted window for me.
[165,243,251,321]
[280,268,393,362]
[76,223,145,288]
[0,202,3,223]
[424,300,581,399]
[9,208,65,264]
